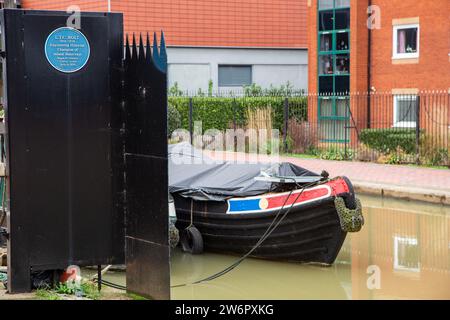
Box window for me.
[319,55,334,75]
[336,32,349,51]
[393,95,418,128]
[318,0,334,10]
[218,65,252,87]
[319,0,349,9]
[319,97,350,141]
[335,54,349,74]
[320,33,333,52]
[393,24,419,59]
[318,0,350,142]
[334,9,350,30]
[394,236,420,273]
[335,0,350,8]
[319,11,334,31]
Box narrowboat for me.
[169,143,363,265]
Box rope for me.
[68,180,325,292]
[187,199,194,228]
[171,180,322,288]
[92,278,126,291]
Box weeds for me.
[35,288,61,300]
[36,280,101,300]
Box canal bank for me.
[204,151,450,205]
[285,157,450,206]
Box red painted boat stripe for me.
[266,188,329,209]
[226,178,351,214]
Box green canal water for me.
[105,195,450,300]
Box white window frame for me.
[393,236,420,273]
[393,95,417,128]
[393,23,420,59]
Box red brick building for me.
[309,0,449,94]
[19,0,309,92]
[307,0,449,142]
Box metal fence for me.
[168,90,450,167]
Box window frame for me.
[318,96,350,142]
[317,0,351,143]
[218,65,253,88]
[393,236,420,273]
[392,23,420,59]
[393,95,418,128]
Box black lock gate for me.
[1,9,169,299]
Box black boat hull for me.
[174,195,347,265]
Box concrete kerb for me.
[354,181,450,206]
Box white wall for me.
[168,64,211,93]
[167,47,308,93]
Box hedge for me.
[360,128,421,154]
[168,96,307,133]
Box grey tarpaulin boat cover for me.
[169,143,319,201]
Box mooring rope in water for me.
[91,180,325,291]
[93,278,126,291]
[171,180,323,288]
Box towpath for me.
[204,151,450,205]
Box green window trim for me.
[318,6,350,12]
[317,0,351,143]
[318,0,350,11]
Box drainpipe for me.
[367,0,372,129]
[107,0,111,12]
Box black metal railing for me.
[168,90,450,167]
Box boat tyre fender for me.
[180,226,204,255]
[335,197,364,233]
[169,221,180,249]
[342,176,357,210]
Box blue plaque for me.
[45,27,90,73]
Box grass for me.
[35,281,102,300]
[282,153,318,159]
[283,152,449,169]
[80,282,101,300]
[35,289,61,300]
[405,163,449,170]
[126,293,149,300]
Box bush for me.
[287,120,318,154]
[419,135,449,166]
[168,104,182,138]
[424,148,449,166]
[318,146,354,161]
[360,128,420,155]
[168,96,307,134]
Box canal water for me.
[105,195,450,300]
[170,195,449,300]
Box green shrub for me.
[167,104,182,137]
[318,146,354,161]
[168,96,307,134]
[420,144,449,166]
[360,128,420,155]
[385,150,408,165]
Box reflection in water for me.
[171,195,450,300]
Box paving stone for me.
[206,151,450,204]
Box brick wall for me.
[307,0,318,122]
[21,0,107,11]
[370,0,450,91]
[21,0,308,48]
[308,0,450,93]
